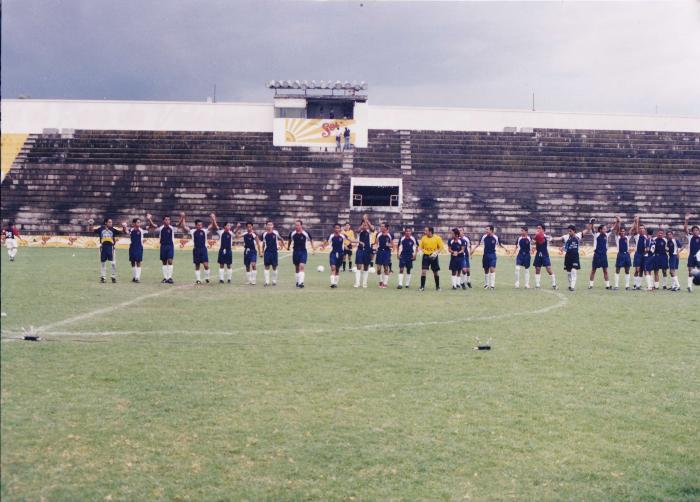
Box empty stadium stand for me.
[2,128,699,241]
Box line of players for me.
[8,212,697,293]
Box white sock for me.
[625,274,630,288]
[168,265,173,279]
[264,269,270,284]
[398,273,404,286]
[219,268,225,281]
[101,262,107,278]
[514,266,520,286]
[136,266,141,280]
[295,272,300,284]
[227,268,233,281]
[383,273,389,286]
[654,281,659,289]
[204,269,210,281]
[250,269,256,284]
[111,261,117,277]
[661,276,667,288]
[615,274,620,288]
[688,276,693,290]
[299,271,305,284]
[646,275,653,289]
[571,269,577,288]
[162,265,168,279]
[551,274,556,287]
[362,270,369,287]
[272,269,278,283]
[524,269,530,287]
[132,266,138,279]
[195,270,201,281]
[8,248,17,259]
[490,272,496,287]
[406,273,412,286]
[355,269,361,287]
[589,280,594,287]
[484,274,489,286]
[535,274,541,287]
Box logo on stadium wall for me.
[283,118,355,144]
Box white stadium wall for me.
[3,98,700,134]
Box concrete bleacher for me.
[2,128,699,242]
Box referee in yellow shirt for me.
[418,226,444,291]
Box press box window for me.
[352,185,400,207]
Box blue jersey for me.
[593,232,611,254]
[461,236,471,256]
[262,230,282,252]
[448,238,465,256]
[399,235,417,257]
[217,229,234,250]
[358,229,372,251]
[243,231,258,251]
[481,234,499,254]
[128,227,146,248]
[189,228,208,249]
[517,236,531,255]
[534,233,550,256]
[616,234,629,254]
[652,237,668,256]
[327,233,345,253]
[289,230,311,251]
[563,232,582,255]
[157,225,176,247]
[95,226,119,248]
[667,238,679,256]
[635,234,648,254]
[688,233,700,256]
[376,232,393,252]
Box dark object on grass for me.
[473,337,493,351]
[477,344,491,351]
[23,335,41,342]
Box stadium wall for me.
[3,99,700,134]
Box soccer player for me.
[532,224,557,289]
[684,214,700,292]
[354,220,374,288]
[666,230,681,292]
[210,213,238,284]
[447,228,466,290]
[242,221,263,285]
[88,217,123,283]
[459,228,472,289]
[588,219,612,290]
[642,227,657,291]
[342,222,355,272]
[127,217,148,282]
[513,226,531,289]
[325,223,351,288]
[178,213,211,284]
[651,228,669,290]
[261,220,283,286]
[470,225,506,290]
[287,219,315,288]
[2,221,20,261]
[374,223,394,288]
[418,226,444,291]
[557,225,583,291]
[630,216,649,290]
[612,216,632,290]
[146,213,177,284]
[396,227,417,289]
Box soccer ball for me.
[317,265,325,272]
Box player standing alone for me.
[2,221,20,261]
[88,217,123,283]
[325,223,351,288]
[127,217,148,283]
[513,226,531,289]
[418,226,443,291]
[288,219,315,288]
[683,214,699,293]
[179,213,211,285]
[396,228,417,289]
[588,219,612,290]
[146,214,177,284]
[210,213,238,284]
[261,220,283,286]
[471,225,506,290]
[558,225,583,291]
[354,220,374,288]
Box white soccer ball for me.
[317,265,325,272]
[351,266,357,272]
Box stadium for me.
[2,1,700,500]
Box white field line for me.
[31,252,292,334]
[8,290,569,338]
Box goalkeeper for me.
[418,226,444,291]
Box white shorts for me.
[5,238,17,250]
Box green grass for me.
[2,248,699,501]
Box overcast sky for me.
[2,0,700,116]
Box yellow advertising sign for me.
[283,118,355,145]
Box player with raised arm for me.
[287,219,315,288]
[666,229,682,292]
[459,228,472,289]
[2,221,21,261]
[588,218,613,290]
[533,224,557,289]
[179,212,211,285]
[447,228,466,290]
[242,221,263,285]
[210,213,239,284]
[342,222,355,272]
[471,225,506,290]
[630,216,649,290]
[354,218,375,289]
[88,217,123,283]
[146,213,177,284]
[683,214,700,293]
[324,223,353,288]
[374,223,394,288]
[513,226,532,289]
[127,217,148,283]
[418,226,443,291]
[396,227,417,289]
[261,220,283,286]
[611,216,632,291]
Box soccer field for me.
[1,248,699,500]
